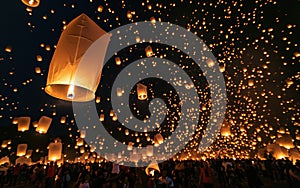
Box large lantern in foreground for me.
[21,0,40,7]
[17,144,28,157]
[17,117,31,132]
[36,116,52,134]
[45,13,111,102]
[48,141,62,161]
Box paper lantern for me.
[21,0,40,7]
[12,117,19,124]
[80,130,86,138]
[25,150,33,158]
[36,116,52,134]
[77,138,84,146]
[115,57,121,65]
[35,67,41,74]
[127,142,134,151]
[137,83,147,100]
[154,133,164,147]
[36,55,43,62]
[48,142,62,161]
[146,145,153,157]
[5,46,12,52]
[0,156,10,165]
[145,161,160,176]
[45,13,111,102]
[248,79,254,87]
[1,140,9,148]
[267,143,289,159]
[221,125,231,137]
[99,114,105,121]
[112,115,118,121]
[80,147,85,154]
[145,45,153,57]
[206,58,215,68]
[60,116,66,124]
[17,144,28,157]
[97,5,104,12]
[17,117,31,132]
[117,88,123,97]
[276,134,295,149]
[96,96,101,103]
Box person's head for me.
[162,169,167,177]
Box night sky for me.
[0,0,299,161]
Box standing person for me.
[199,161,214,188]
[46,161,56,188]
[157,169,174,188]
[245,161,262,188]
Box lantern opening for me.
[21,0,40,7]
[45,84,94,102]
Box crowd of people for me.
[0,155,300,188]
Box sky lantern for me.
[17,116,31,132]
[137,83,147,100]
[154,133,164,147]
[77,138,84,146]
[248,79,254,87]
[45,13,111,102]
[99,114,105,121]
[25,150,33,158]
[96,96,101,103]
[115,57,121,65]
[145,45,153,57]
[48,141,62,161]
[80,130,86,138]
[276,134,295,149]
[12,117,19,125]
[60,116,66,124]
[5,46,12,52]
[21,0,40,8]
[220,124,231,137]
[0,156,10,165]
[17,144,28,157]
[1,140,9,148]
[146,145,154,157]
[36,116,52,134]
[145,161,160,176]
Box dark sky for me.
[0,0,299,160]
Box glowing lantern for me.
[97,5,103,12]
[0,156,9,165]
[96,96,101,103]
[36,55,43,62]
[154,133,164,147]
[145,161,160,176]
[127,11,133,19]
[32,121,38,128]
[77,138,84,146]
[146,145,153,157]
[145,45,153,57]
[48,141,62,161]
[125,129,129,135]
[60,116,66,124]
[137,83,147,100]
[21,0,40,7]
[25,150,33,158]
[17,144,28,157]
[127,142,134,151]
[35,67,41,74]
[248,79,254,87]
[115,57,121,65]
[5,46,12,52]
[17,117,31,132]
[12,118,19,125]
[99,114,105,121]
[110,110,114,117]
[221,125,231,137]
[150,17,156,24]
[206,58,215,68]
[80,130,86,138]
[45,13,111,102]
[117,88,123,97]
[112,115,118,121]
[276,134,295,149]
[80,147,85,154]
[36,116,52,134]
[1,140,9,148]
